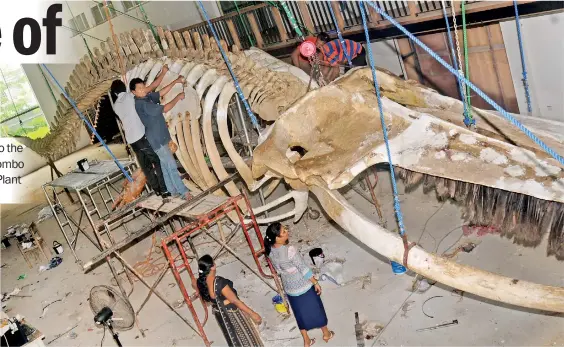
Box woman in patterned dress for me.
[195,254,264,346]
[263,222,335,347]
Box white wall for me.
[28,1,222,122]
[18,1,221,176]
[367,39,405,78]
[500,12,564,121]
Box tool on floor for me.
[416,319,459,332]
[422,295,444,318]
[354,312,365,347]
[46,323,79,344]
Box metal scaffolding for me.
[77,173,285,343]
[42,159,138,265]
[161,192,286,346]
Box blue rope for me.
[513,0,533,114]
[327,1,353,67]
[440,1,471,126]
[196,0,259,130]
[364,0,564,167]
[359,1,406,237]
[40,64,133,182]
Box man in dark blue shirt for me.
[130,76,192,200]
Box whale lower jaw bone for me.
[308,178,564,313]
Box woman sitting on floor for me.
[263,222,335,347]
[195,254,264,347]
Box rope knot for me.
[401,234,416,268]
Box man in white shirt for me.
[110,65,170,199]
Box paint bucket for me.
[77,158,89,172]
[309,247,324,266]
[272,294,288,314]
[390,261,407,275]
[53,241,64,255]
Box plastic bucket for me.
[272,294,288,314]
[53,241,64,255]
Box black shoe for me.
[160,192,172,203]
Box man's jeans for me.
[154,145,189,196]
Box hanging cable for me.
[196,0,260,131]
[233,1,255,47]
[448,0,473,127]
[440,0,469,125]
[137,1,163,52]
[513,0,532,114]
[279,1,305,40]
[364,0,564,167]
[102,0,127,83]
[461,1,472,116]
[327,2,353,67]
[65,1,98,70]
[360,1,415,272]
[40,64,133,182]
[38,65,58,105]
[359,1,405,237]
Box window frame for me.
[91,1,117,26]
[0,64,50,139]
[69,12,90,37]
[121,0,138,12]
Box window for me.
[0,64,50,139]
[121,0,138,11]
[91,1,117,26]
[69,13,90,37]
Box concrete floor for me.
[1,157,563,346]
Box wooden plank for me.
[297,1,315,34]
[399,23,519,115]
[246,12,264,48]
[225,19,241,48]
[416,32,459,99]
[271,7,289,42]
[487,24,519,113]
[330,1,346,30]
[138,195,229,218]
[416,0,536,20]
[456,25,497,111]
[260,0,544,53]
[407,1,419,18]
[367,2,381,23]
[415,44,506,58]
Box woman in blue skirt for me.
[264,222,335,346]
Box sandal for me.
[323,331,335,343]
[308,338,316,346]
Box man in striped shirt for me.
[291,32,340,82]
[320,38,367,70]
